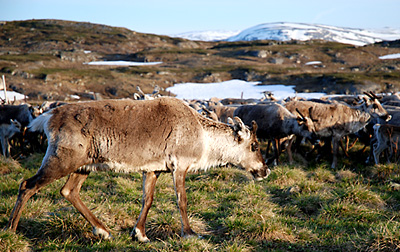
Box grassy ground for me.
[1,143,400,252]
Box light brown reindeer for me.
[373,124,400,164]
[6,97,270,242]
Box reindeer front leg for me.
[132,171,160,242]
[173,168,196,238]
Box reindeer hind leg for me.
[60,171,112,239]
[7,166,61,231]
[7,147,88,233]
[132,171,160,242]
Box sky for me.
[2,0,400,36]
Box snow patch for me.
[0,90,26,101]
[379,53,400,60]
[166,79,325,100]
[305,61,322,65]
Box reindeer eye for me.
[251,142,259,152]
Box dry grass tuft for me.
[336,169,357,181]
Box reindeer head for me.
[295,107,319,144]
[227,117,270,181]
[362,91,391,121]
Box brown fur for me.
[7,97,270,242]
[234,103,317,164]
[207,104,237,123]
[373,124,400,164]
[285,97,388,168]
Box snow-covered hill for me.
[226,22,400,46]
[172,30,240,42]
[173,22,400,46]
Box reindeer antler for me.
[369,91,380,100]
[296,108,306,121]
[363,91,373,99]
[136,86,145,96]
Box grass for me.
[1,144,400,251]
[0,53,59,63]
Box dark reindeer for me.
[234,103,318,164]
[0,119,22,157]
[6,97,270,242]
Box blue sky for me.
[2,0,399,35]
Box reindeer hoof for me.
[93,227,112,239]
[132,227,150,243]
[183,233,204,240]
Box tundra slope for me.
[6,97,270,242]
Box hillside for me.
[1,19,400,102]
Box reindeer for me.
[0,119,22,157]
[133,86,161,100]
[203,104,238,123]
[6,97,270,242]
[372,124,400,164]
[234,103,318,164]
[0,104,34,127]
[285,92,390,168]
[0,104,36,156]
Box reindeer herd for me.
[192,91,395,168]
[3,89,400,242]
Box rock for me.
[177,41,200,49]
[251,50,269,58]
[269,58,285,64]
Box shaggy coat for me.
[0,104,33,127]
[0,120,21,157]
[7,97,270,242]
[285,97,389,168]
[373,124,400,164]
[206,104,238,123]
[234,103,317,164]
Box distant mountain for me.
[172,30,240,41]
[227,22,400,46]
[174,22,400,46]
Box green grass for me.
[1,146,400,251]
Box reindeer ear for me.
[233,117,251,140]
[228,117,240,134]
[233,116,246,132]
[10,119,21,129]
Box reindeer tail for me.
[28,111,53,133]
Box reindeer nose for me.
[252,166,271,181]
